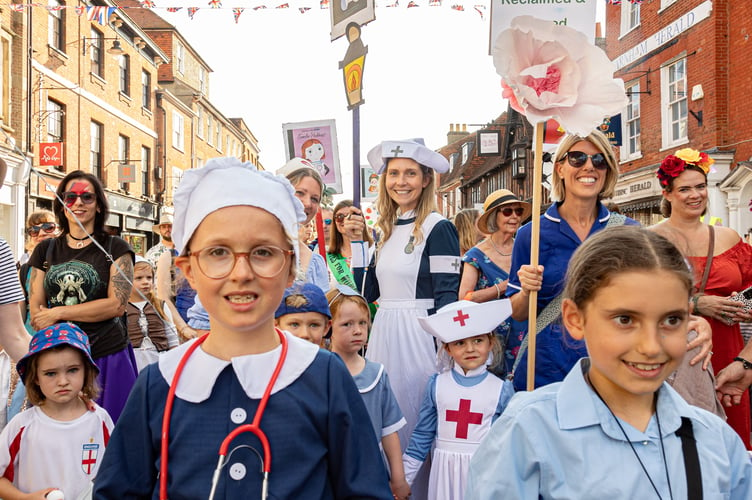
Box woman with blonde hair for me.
[346,138,460,499]
[19,210,59,333]
[452,208,482,256]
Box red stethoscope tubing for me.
[159,329,289,500]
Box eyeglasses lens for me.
[334,214,347,223]
[565,151,608,170]
[63,192,97,205]
[501,207,525,217]
[324,219,332,225]
[27,222,57,236]
[194,245,290,279]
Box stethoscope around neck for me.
[159,329,289,500]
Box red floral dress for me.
[688,240,752,449]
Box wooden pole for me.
[526,121,545,391]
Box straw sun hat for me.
[476,189,531,234]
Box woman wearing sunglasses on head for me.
[27,170,137,422]
[508,130,640,391]
[18,210,59,334]
[458,190,530,377]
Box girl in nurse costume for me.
[466,227,752,499]
[94,158,392,499]
[349,138,461,498]
[403,299,514,500]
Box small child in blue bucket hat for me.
[0,322,114,500]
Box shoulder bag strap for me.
[42,237,56,272]
[698,225,714,294]
[676,416,703,500]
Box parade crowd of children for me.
[0,143,751,499]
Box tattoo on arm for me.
[112,255,134,308]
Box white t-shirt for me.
[0,404,113,499]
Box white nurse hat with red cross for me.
[418,299,512,344]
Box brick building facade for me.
[606,0,752,235]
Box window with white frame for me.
[197,107,204,138]
[198,67,206,94]
[90,28,104,78]
[661,57,688,148]
[660,0,677,10]
[47,99,64,143]
[119,134,130,190]
[171,166,183,202]
[48,0,64,51]
[90,121,103,178]
[620,2,640,36]
[175,43,185,74]
[215,123,221,150]
[0,35,9,123]
[141,70,151,109]
[119,55,130,96]
[172,111,184,151]
[207,115,213,146]
[141,146,150,196]
[622,83,641,160]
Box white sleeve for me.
[402,453,424,486]
[161,302,180,348]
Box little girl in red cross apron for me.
[402,300,514,500]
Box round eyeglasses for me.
[563,151,609,170]
[187,245,294,279]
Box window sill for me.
[89,72,106,90]
[618,24,641,41]
[619,153,643,164]
[118,92,132,105]
[660,138,689,152]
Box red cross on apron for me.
[445,398,483,439]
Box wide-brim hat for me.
[476,189,531,234]
[367,138,449,175]
[152,207,174,234]
[418,299,512,344]
[17,323,99,383]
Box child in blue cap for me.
[0,322,113,500]
[275,282,331,347]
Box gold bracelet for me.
[494,283,501,300]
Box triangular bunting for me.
[187,6,199,18]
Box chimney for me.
[447,122,470,144]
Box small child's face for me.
[132,264,154,297]
[330,301,369,355]
[562,269,688,407]
[35,347,85,407]
[277,312,330,346]
[445,334,491,374]
[177,206,294,336]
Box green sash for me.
[326,252,358,290]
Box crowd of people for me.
[0,130,750,498]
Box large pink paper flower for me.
[493,16,628,136]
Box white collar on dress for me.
[451,363,488,378]
[158,330,319,402]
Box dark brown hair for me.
[53,170,109,237]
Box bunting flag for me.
[450,3,463,10]
[275,3,289,8]
[10,3,25,11]
[232,6,244,21]
[473,3,484,18]
[386,0,398,6]
[166,6,182,11]
[298,6,311,13]
[429,0,441,5]
[187,6,199,18]
[208,0,221,7]
[140,0,156,7]
[74,5,85,15]
[86,6,116,25]
[46,4,64,10]
[407,1,418,7]
[606,0,621,4]
[319,0,328,8]
[253,5,266,9]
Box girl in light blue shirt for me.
[467,226,752,499]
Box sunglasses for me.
[26,222,57,236]
[62,191,97,205]
[334,213,348,223]
[563,151,609,170]
[323,218,332,225]
[499,207,525,217]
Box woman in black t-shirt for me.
[28,171,137,422]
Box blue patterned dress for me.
[462,246,523,377]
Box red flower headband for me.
[656,148,714,188]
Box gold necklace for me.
[488,235,512,256]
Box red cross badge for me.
[81,443,99,474]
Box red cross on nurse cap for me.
[367,138,450,174]
[418,299,512,344]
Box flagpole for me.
[526,121,544,392]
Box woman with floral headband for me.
[651,148,752,449]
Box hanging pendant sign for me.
[39,142,64,166]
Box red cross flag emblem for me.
[452,309,470,327]
[446,399,483,439]
[81,443,99,474]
